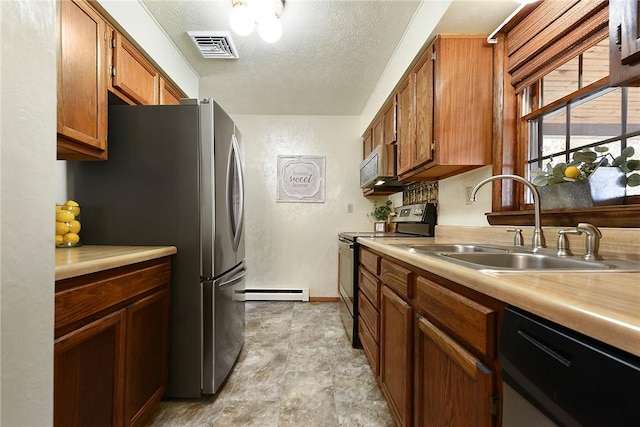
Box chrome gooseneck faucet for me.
[469,174,546,251]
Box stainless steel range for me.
[338,203,437,348]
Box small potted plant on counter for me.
[531,146,640,209]
[368,200,394,232]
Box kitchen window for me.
[524,39,640,201]
[488,0,640,227]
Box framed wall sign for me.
[277,155,326,203]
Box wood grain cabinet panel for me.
[396,74,416,176]
[159,77,182,105]
[397,35,493,181]
[414,315,496,427]
[380,258,413,300]
[358,317,380,376]
[54,309,126,427]
[416,276,497,358]
[55,257,171,427]
[358,266,380,308]
[380,285,413,427]
[110,31,159,105]
[360,247,381,276]
[57,0,108,160]
[358,290,379,341]
[382,95,397,145]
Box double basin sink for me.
[390,243,640,272]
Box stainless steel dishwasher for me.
[500,306,640,427]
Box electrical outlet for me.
[465,187,473,205]
[347,203,353,213]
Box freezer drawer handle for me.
[218,270,247,289]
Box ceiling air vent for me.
[187,31,239,59]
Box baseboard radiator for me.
[244,288,310,302]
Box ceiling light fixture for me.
[229,0,284,43]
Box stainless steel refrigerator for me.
[73,98,245,398]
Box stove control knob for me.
[413,208,423,216]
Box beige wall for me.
[233,115,379,297]
[1,0,56,424]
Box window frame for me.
[487,34,640,228]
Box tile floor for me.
[147,301,395,426]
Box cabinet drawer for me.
[359,317,379,377]
[359,266,380,308]
[358,290,379,341]
[360,247,380,275]
[380,259,413,300]
[55,258,171,334]
[416,276,496,358]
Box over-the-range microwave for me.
[359,144,400,188]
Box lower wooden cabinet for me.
[380,285,413,427]
[414,314,495,427]
[125,289,170,426]
[55,257,171,427]
[360,251,501,427]
[54,309,126,427]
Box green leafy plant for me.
[531,146,640,187]
[368,200,394,221]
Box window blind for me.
[506,0,609,92]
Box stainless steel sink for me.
[394,243,509,253]
[390,243,640,272]
[439,251,640,272]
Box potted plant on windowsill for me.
[368,200,394,232]
[531,146,640,209]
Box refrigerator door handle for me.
[217,269,247,289]
[230,134,245,252]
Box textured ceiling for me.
[141,0,518,115]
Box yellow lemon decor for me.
[564,165,580,179]
[56,200,82,247]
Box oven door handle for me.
[338,238,354,248]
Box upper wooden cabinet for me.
[109,30,159,105]
[57,0,108,160]
[609,0,640,86]
[397,35,493,181]
[396,74,415,175]
[159,77,182,105]
[362,127,374,159]
[57,1,186,160]
[382,95,397,145]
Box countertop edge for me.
[358,237,640,358]
[55,245,178,281]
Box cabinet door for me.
[380,285,413,427]
[372,116,384,148]
[54,309,126,427]
[110,31,159,105]
[396,75,415,176]
[610,0,640,86]
[362,128,373,159]
[57,0,108,160]
[159,77,182,105]
[125,289,170,427]
[382,96,397,145]
[414,47,434,169]
[414,315,495,427]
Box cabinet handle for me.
[616,24,622,51]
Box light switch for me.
[347,203,353,213]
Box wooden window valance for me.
[507,0,609,92]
